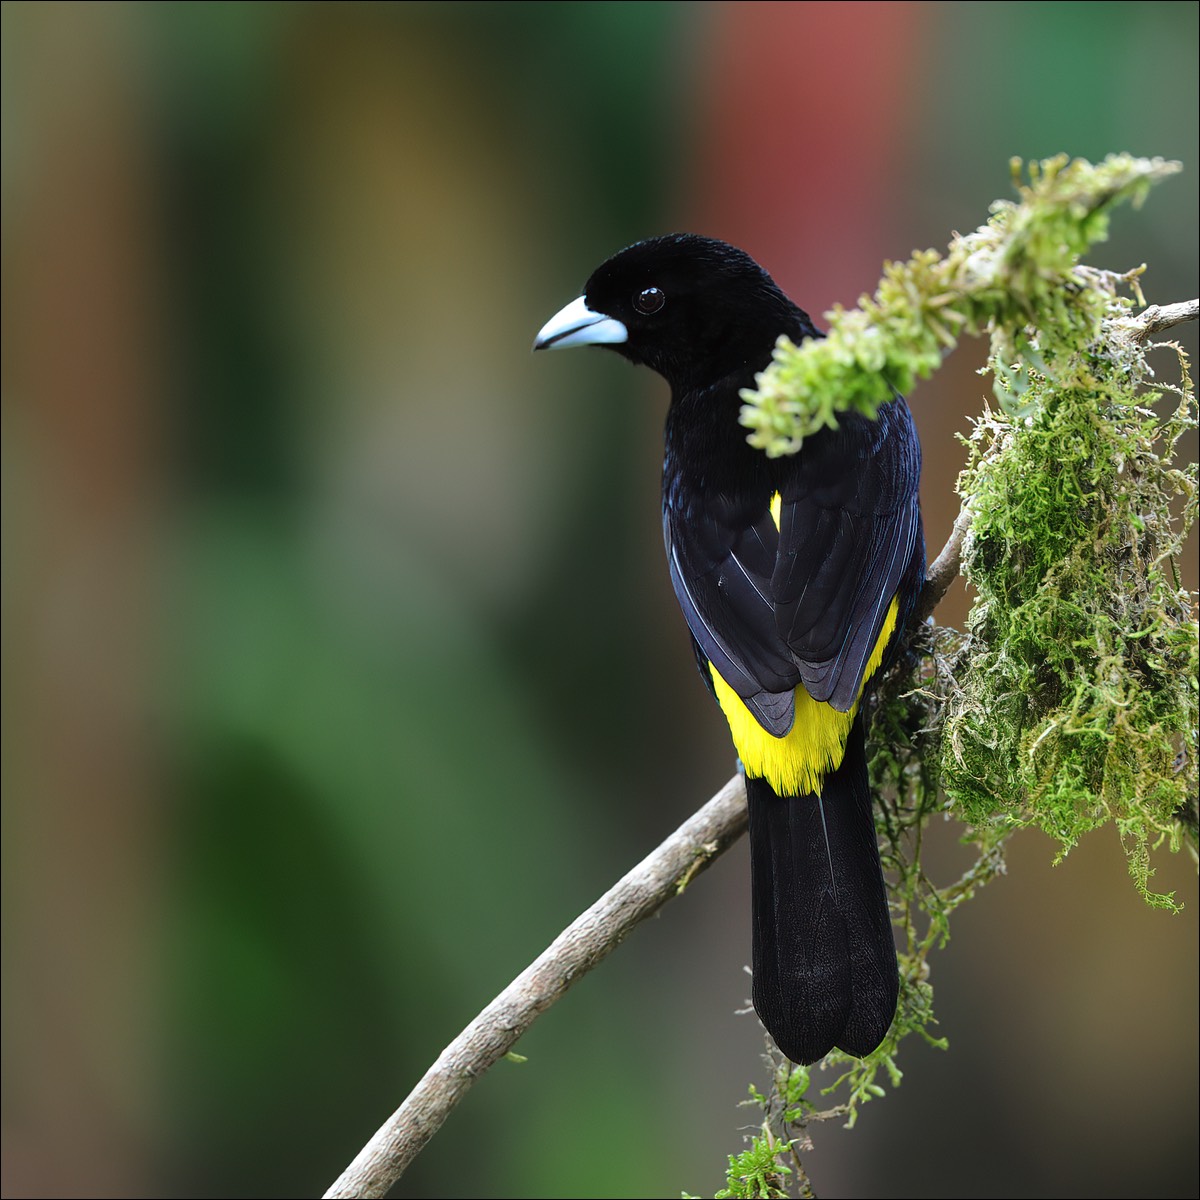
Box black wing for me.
[665,397,923,732]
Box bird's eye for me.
[634,287,665,315]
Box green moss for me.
[741,152,1195,908]
[944,330,1197,907]
[697,156,1196,1195]
[710,1134,799,1200]
[739,155,1181,453]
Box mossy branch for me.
[740,154,1182,453]
[738,154,1196,905]
[322,292,1193,1199]
[326,157,1196,1200]
[698,154,1197,1198]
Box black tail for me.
[746,715,898,1064]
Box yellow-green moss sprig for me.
[739,154,1181,455]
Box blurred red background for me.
[3,3,1196,1197]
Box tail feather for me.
[746,715,898,1064]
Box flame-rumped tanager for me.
[535,234,925,1064]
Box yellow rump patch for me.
[709,595,900,796]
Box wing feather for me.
[665,398,923,727]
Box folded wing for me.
[665,398,923,729]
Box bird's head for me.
[534,234,808,394]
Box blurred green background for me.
[2,3,1197,1197]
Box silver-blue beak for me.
[533,296,629,351]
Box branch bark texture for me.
[1125,298,1199,342]
[323,776,748,1198]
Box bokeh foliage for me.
[4,4,1198,1198]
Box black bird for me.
[534,234,925,1064]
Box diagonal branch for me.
[322,293,1197,1199]
[323,777,748,1199]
